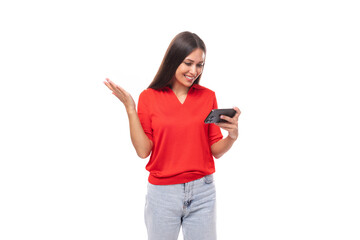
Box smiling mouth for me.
[185,75,195,81]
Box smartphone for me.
[204,108,236,124]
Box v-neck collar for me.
[165,84,198,106]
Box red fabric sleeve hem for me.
[209,135,223,146]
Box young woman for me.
[104,31,240,240]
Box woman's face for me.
[172,48,205,89]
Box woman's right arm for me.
[126,109,153,158]
[104,78,153,158]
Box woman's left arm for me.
[211,107,241,159]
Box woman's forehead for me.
[185,48,205,62]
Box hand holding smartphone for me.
[204,108,237,124]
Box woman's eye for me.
[184,62,204,67]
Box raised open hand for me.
[104,78,136,113]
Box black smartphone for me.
[204,108,236,124]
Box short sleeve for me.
[208,93,223,146]
[137,90,153,142]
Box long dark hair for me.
[148,31,206,90]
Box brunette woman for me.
[104,31,240,240]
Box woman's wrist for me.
[227,133,238,141]
[126,107,137,115]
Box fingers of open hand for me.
[104,80,113,91]
[104,78,117,92]
[104,78,126,99]
[115,85,129,98]
[104,79,136,111]
[106,79,120,93]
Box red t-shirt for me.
[137,84,223,185]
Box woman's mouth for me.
[185,75,195,82]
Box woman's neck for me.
[170,81,190,96]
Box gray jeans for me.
[145,174,217,240]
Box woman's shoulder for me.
[140,87,158,95]
[139,88,152,101]
[139,87,170,100]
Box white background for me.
[1,0,359,239]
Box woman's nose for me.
[189,64,197,75]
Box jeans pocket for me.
[204,174,214,184]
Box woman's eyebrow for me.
[184,58,204,63]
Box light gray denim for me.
[144,174,216,240]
